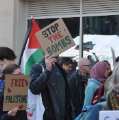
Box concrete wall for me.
[0,0,27,60]
[13,0,27,59]
[0,0,14,48]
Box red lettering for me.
[25,80,28,86]
[48,32,63,42]
[10,79,28,87]
[11,79,17,87]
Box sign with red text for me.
[3,74,29,111]
[36,18,75,56]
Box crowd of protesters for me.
[0,46,119,120]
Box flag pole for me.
[79,0,83,58]
[18,19,32,66]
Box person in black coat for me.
[29,55,73,120]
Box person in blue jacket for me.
[83,61,110,108]
[75,61,109,120]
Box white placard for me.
[99,111,119,120]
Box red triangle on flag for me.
[28,18,41,49]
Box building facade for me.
[1,0,119,59]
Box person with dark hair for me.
[29,55,73,120]
[58,57,74,74]
[0,64,27,120]
[0,47,16,61]
[3,64,20,75]
[0,47,27,120]
[72,60,78,72]
[0,47,17,118]
[0,47,16,78]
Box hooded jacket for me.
[29,62,72,120]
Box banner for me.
[36,18,75,56]
[3,74,29,111]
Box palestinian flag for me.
[20,18,44,75]
[19,18,45,120]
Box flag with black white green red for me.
[20,18,45,75]
[19,18,45,120]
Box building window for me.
[83,15,119,66]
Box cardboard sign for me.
[36,18,75,56]
[3,74,29,111]
[99,111,119,120]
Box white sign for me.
[99,111,119,120]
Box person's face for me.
[104,66,112,78]
[83,64,91,74]
[3,59,16,70]
[62,63,72,73]
[79,62,91,75]
[13,68,21,74]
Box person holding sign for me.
[29,55,73,120]
[0,47,16,78]
[0,47,17,118]
[0,64,27,120]
[1,106,19,120]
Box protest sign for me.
[99,110,119,120]
[36,18,75,56]
[3,74,29,111]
